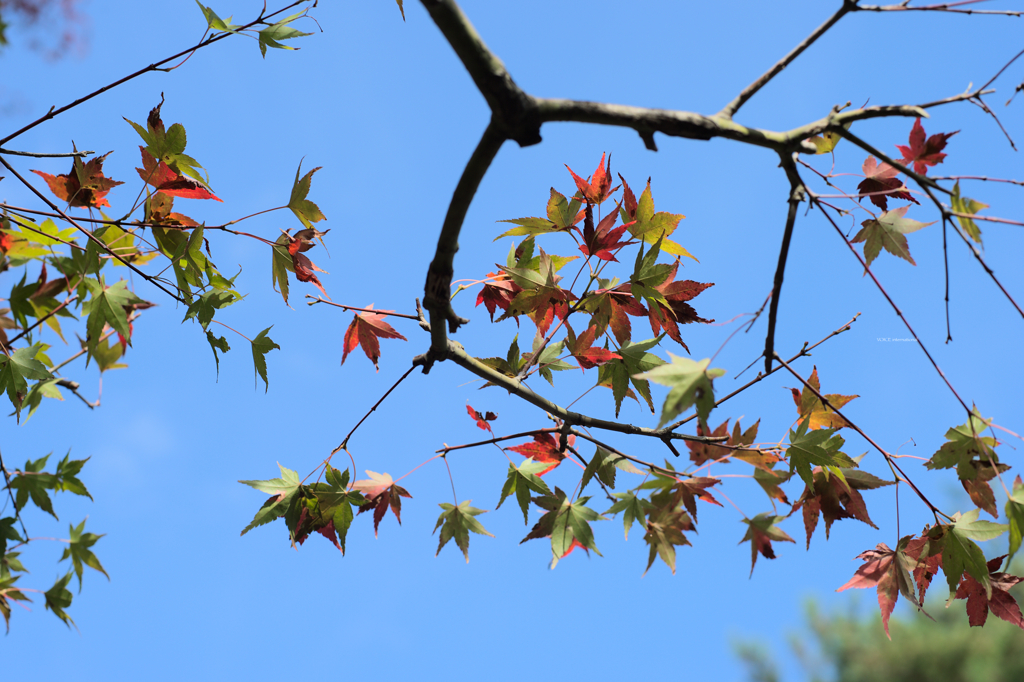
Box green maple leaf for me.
[605,491,654,540]
[54,452,92,499]
[634,354,724,427]
[271,232,293,306]
[205,331,230,380]
[250,326,280,392]
[597,335,664,417]
[950,181,987,244]
[580,447,619,494]
[520,488,604,568]
[306,466,364,554]
[59,519,108,592]
[644,505,693,575]
[81,279,144,357]
[184,289,241,330]
[195,1,241,33]
[851,206,934,267]
[239,463,302,537]
[433,500,494,562]
[0,573,30,633]
[257,12,313,58]
[44,572,75,630]
[0,343,53,413]
[925,410,997,481]
[942,510,1004,601]
[496,458,552,524]
[0,517,23,558]
[786,416,857,489]
[9,453,57,518]
[288,161,327,229]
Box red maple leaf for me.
[954,555,1024,629]
[507,432,573,475]
[352,471,412,537]
[904,533,943,605]
[584,284,647,346]
[686,419,732,466]
[341,304,408,370]
[896,118,958,175]
[642,261,714,351]
[856,156,919,210]
[565,323,622,370]
[475,271,522,322]
[578,202,634,262]
[508,286,576,336]
[466,404,498,433]
[136,147,222,201]
[741,513,795,577]
[837,543,899,637]
[565,152,616,205]
[791,468,892,548]
[32,151,123,208]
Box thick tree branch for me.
[418,122,505,371]
[764,156,805,374]
[419,0,540,146]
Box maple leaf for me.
[605,491,655,540]
[635,354,725,427]
[618,176,695,260]
[293,251,329,299]
[433,500,494,562]
[643,505,694,575]
[904,532,943,605]
[791,467,894,548]
[44,572,75,630]
[954,555,1024,629]
[565,323,621,370]
[641,470,722,523]
[0,343,54,416]
[856,156,918,210]
[32,150,123,209]
[353,470,412,537]
[497,458,553,524]
[925,410,998,482]
[896,118,958,175]
[475,271,522,322]
[135,146,220,201]
[466,404,498,433]
[58,519,108,592]
[582,283,647,346]
[786,417,857,489]
[8,453,58,518]
[597,336,664,417]
[520,487,604,569]
[950,181,987,244]
[502,249,578,335]
[578,202,633,262]
[250,326,280,392]
[686,419,731,466]
[836,543,902,638]
[239,463,304,542]
[507,432,572,475]
[341,304,409,370]
[740,513,795,577]
[296,466,364,554]
[789,366,858,430]
[520,335,575,386]
[754,466,793,505]
[565,152,616,205]
[942,509,1009,601]
[640,261,714,352]
[579,447,620,494]
[288,161,326,229]
[851,206,934,267]
[961,458,1010,519]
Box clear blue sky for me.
[3,1,1022,679]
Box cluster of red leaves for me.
[507,431,574,475]
[33,151,124,209]
[287,228,330,298]
[566,152,617,205]
[341,305,408,370]
[476,272,522,322]
[855,118,956,209]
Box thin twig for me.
[0,148,94,158]
[305,296,420,319]
[332,366,416,454]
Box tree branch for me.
[764,155,805,374]
[717,1,859,120]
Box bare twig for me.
[0,148,94,158]
[332,365,416,454]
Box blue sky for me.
[2,1,1023,678]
